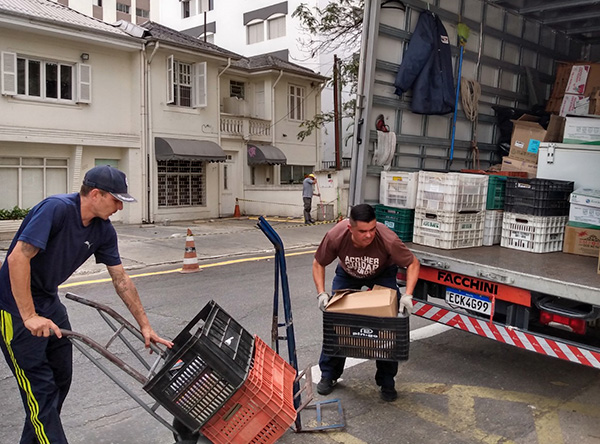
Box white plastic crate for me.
[379,171,419,209]
[500,212,568,253]
[483,210,504,246]
[416,172,488,213]
[412,209,485,249]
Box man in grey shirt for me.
[302,173,319,224]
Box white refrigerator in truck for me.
[537,143,600,189]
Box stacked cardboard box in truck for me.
[563,188,600,257]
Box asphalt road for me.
[1,252,600,444]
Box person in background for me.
[312,203,420,402]
[303,173,320,224]
[0,165,173,444]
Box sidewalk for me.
[0,217,334,277]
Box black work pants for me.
[0,305,72,444]
[319,264,400,388]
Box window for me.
[280,165,314,184]
[208,0,214,10]
[182,0,190,18]
[230,81,245,99]
[166,56,206,108]
[267,16,286,40]
[288,85,305,121]
[0,157,68,210]
[136,8,149,18]
[116,3,130,13]
[157,160,205,207]
[247,22,264,44]
[2,53,90,103]
[93,0,102,6]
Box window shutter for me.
[77,63,92,103]
[167,55,174,104]
[192,61,207,108]
[1,52,17,96]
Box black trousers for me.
[0,305,72,444]
[319,264,400,388]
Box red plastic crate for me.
[201,336,296,444]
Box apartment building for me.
[52,0,160,24]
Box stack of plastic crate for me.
[201,335,296,444]
[412,172,488,249]
[374,204,414,242]
[483,175,507,246]
[379,171,419,209]
[144,301,255,433]
[501,178,573,253]
[377,171,418,242]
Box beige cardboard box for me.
[563,224,600,257]
[509,115,546,163]
[501,156,537,178]
[326,285,398,317]
[569,203,600,227]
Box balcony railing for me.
[322,158,352,169]
[220,115,271,139]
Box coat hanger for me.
[381,0,406,10]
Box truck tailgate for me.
[407,244,600,305]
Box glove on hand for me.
[317,292,331,312]
[398,294,413,317]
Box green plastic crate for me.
[486,175,507,210]
[374,204,414,242]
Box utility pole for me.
[333,54,342,170]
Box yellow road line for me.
[59,249,317,289]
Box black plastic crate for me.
[323,311,409,361]
[504,178,573,216]
[144,300,254,432]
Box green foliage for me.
[292,1,364,141]
[0,206,30,220]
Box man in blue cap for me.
[0,165,173,444]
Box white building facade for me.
[159,0,358,165]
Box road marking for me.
[59,249,317,289]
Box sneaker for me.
[317,378,337,395]
[380,386,397,402]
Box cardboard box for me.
[569,203,600,227]
[509,115,546,163]
[560,94,587,117]
[501,156,537,178]
[326,285,398,317]
[589,88,600,115]
[570,188,600,210]
[565,65,590,95]
[563,224,600,257]
[563,116,600,145]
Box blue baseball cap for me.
[83,165,137,203]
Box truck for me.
[350,0,600,369]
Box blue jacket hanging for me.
[394,10,455,115]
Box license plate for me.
[445,288,492,315]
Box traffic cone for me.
[233,198,241,218]
[180,228,200,273]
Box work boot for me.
[380,386,398,402]
[317,378,337,395]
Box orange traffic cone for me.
[180,228,201,273]
[233,198,241,218]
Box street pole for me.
[333,54,342,171]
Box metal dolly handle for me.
[61,292,185,440]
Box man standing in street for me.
[303,173,320,224]
[0,165,173,444]
[312,203,420,401]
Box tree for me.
[292,0,364,141]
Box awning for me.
[155,137,226,162]
[247,143,287,165]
